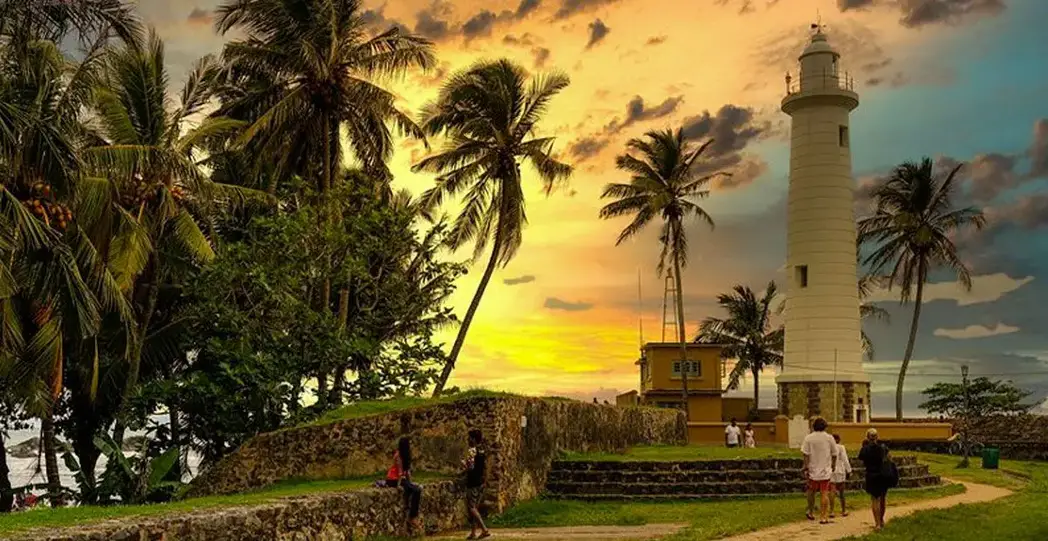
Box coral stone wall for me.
[188,396,686,513]
[778,381,871,422]
[12,481,466,541]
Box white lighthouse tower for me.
[776,25,870,422]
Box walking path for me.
[719,479,1012,541]
[430,523,686,540]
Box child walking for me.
[744,423,756,448]
[463,429,490,540]
[830,433,852,518]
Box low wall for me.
[830,422,952,447]
[189,396,686,513]
[688,422,777,446]
[12,481,466,541]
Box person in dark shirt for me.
[463,429,490,540]
[857,428,890,530]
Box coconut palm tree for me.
[212,0,436,192]
[599,128,728,421]
[0,35,131,507]
[413,59,573,397]
[78,29,262,439]
[858,157,985,420]
[695,282,784,413]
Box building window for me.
[795,265,808,288]
[839,125,849,147]
[672,360,701,378]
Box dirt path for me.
[719,479,1012,541]
[429,523,686,540]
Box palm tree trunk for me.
[752,367,760,416]
[672,247,691,423]
[0,431,12,513]
[115,271,159,445]
[896,260,927,421]
[41,413,62,508]
[432,233,503,398]
[169,403,183,481]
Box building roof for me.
[642,342,725,349]
[643,389,726,397]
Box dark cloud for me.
[187,7,211,25]
[414,4,452,40]
[504,275,537,285]
[966,153,1019,203]
[680,105,770,190]
[836,0,1006,28]
[605,95,684,133]
[586,19,610,49]
[360,5,409,33]
[544,298,594,311]
[899,0,1006,28]
[532,47,551,68]
[503,33,538,46]
[461,10,498,40]
[837,0,876,10]
[645,35,667,46]
[555,0,622,20]
[516,0,543,18]
[567,136,611,161]
[715,0,757,14]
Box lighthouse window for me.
[839,125,849,147]
[795,265,809,288]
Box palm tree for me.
[695,282,784,413]
[413,59,573,397]
[0,35,131,506]
[599,128,728,421]
[858,158,985,420]
[79,29,261,439]
[212,0,436,192]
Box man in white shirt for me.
[801,417,839,524]
[724,418,741,448]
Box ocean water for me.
[3,419,202,493]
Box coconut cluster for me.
[22,182,73,231]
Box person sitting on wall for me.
[725,418,742,448]
[375,436,423,534]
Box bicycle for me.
[947,437,984,457]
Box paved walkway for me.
[720,479,1012,541]
[430,523,686,540]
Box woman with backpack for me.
[858,428,898,531]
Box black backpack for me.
[880,448,900,488]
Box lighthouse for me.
[776,25,870,423]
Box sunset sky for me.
[144,0,1048,415]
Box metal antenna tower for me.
[661,269,679,342]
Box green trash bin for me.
[982,447,1000,470]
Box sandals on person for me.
[806,513,816,521]
[478,532,491,539]
[820,520,831,525]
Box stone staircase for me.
[545,455,941,500]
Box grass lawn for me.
[492,485,964,540]
[560,444,801,462]
[0,473,447,538]
[302,389,518,427]
[846,456,1048,541]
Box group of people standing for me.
[802,418,898,531]
[377,429,491,539]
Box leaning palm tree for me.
[858,158,985,420]
[599,128,728,421]
[695,282,784,413]
[212,0,436,192]
[414,59,573,397]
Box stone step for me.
[546,464,930,484]
[545,475,942,498]
[550,455,918,473]
[544,475,947,501]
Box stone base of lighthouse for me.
[777,381,871,423]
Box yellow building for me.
[625,342,741,422]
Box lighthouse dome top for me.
[800,29,838,59]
